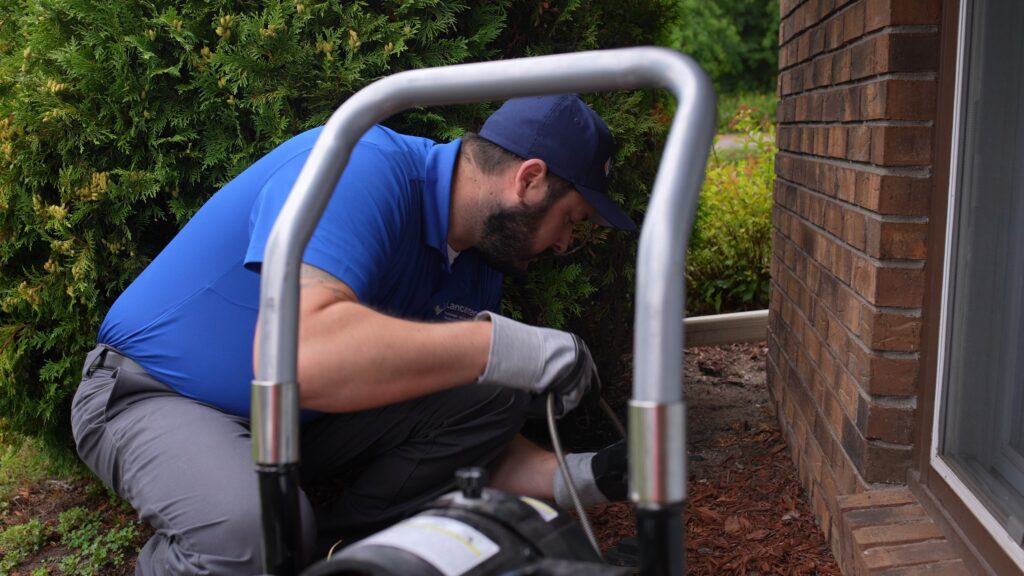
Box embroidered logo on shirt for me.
[435,302,477,321]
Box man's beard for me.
[475,200,550,276]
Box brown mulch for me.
[586,343,841,575]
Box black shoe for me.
[592,440,628,501]
[604,536,639,570]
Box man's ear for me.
[513,159,548,204]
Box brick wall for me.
[768,0,941,551]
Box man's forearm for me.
[294,300,492,412]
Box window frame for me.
[930,0,1024,566]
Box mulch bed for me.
[586,343,841,575]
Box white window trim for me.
[931,0,1024,568]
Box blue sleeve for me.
[245,140,409,302]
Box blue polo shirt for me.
[97,125,503,418]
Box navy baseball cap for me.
[479,94,636,231]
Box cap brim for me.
[578,186,636,231]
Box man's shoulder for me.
[360,125,436,163]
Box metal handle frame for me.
[252,46,716,575]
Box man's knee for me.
[457,384,530,436]
[136,508,264,576]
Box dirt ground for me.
[2,343,839,575]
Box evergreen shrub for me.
[0,0,678,444]
[686,110,775,316]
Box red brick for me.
[865,0,942,31]
[877,175,931,216]
[851,255,875,299]
[865,220,928,260]
[813,54,833,87]
[857,397,915,444]
[890,0,941,25]
[843,0,866,43]
[886,33,941,73]
[852,521,944,549]
[862,80,886,119]
[844,210,868,250]
[860,309,921,353]
[779,98,795,123]
[825,202,844,236]
[835,446,864,493]
[874,266,925,307]
[862,541,960,571]
[805,423,825,475]
[780,0,800,20]
[871,126,932,166]
[814,127,830,156]
[876,560,972,575]
[842,85,861,121]
[838,488,916,511]
[886,79,938,121]
[862,441,912,483]
[828,126,848,157]
[810,25,825,55]
[864,0,891,32]
[837,166,857,202]
[819,341,837,381]
[792,95,808,122]
[825,15,842,50]
[820,464,841,512]
[848,125,872,162]
[834,48,852,82]
[834,243,855,286]
[853,171,879,210]
[823,90,842,121]
[828,313,848,354]
[842,415,867,471]
[826,392,845,441]
[781,69,794,95]
[852,35,881,79]
[866,355,919,396]
[798,32,812,64]
[837,369,860,421]
[801,125,815,153]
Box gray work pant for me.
[71,346,528,576]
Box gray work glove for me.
[475,311,596,418]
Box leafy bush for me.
[670,0,780,94]
[718,92,778,133]
[0,0,677,444]
[686,110,775,316]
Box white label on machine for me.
[352,515,499,575]
[519,496,559,522]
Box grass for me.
[0,427,145,575]
[0,430,81,505]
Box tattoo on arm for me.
[300,264,355,302]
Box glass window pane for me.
[940,0,1024,546]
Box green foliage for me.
[686,110,775,315]
[0,0,677,443]
[0,519,48,572]
[57,506,141,575]
[670,0,780,94]
[718,91,778,133]
[1,425,82,504]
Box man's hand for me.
[475,312,596,418]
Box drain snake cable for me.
[545,370,627,559]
